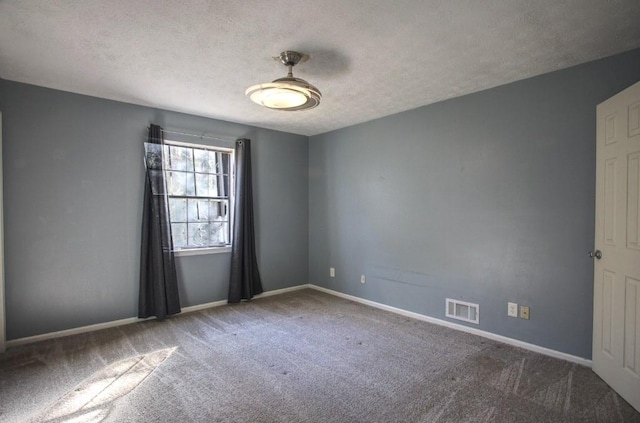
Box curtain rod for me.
[146,127,237,143]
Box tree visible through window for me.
[163,141,232,250]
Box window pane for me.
[171,223,187,248]
[210,175,220,197]
[187,199,210,222]
[216,152,230,175]
[210,200,228,221]
[188,223,210,247]
[166,171,186,195]
[169,198,187,222]
[223,174,230,193]
[162,144,170,169]
[168,146,193,171]
[186,148,194,171]
[210,175,227,197]
[193,149,210,173]
[185,172,195,196]
[210,222,229,245]
[195,173,209,197]
[208,151,218,173]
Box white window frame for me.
[163,139,234,256]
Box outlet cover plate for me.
[330,268,335,278]
[507,302,518,317]
[520,306,530,320]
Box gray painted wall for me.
[0,80,308,340]
[2,48,639,356]
[309,48,640,359]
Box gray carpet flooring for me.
[1,288,639,422]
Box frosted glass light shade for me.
[246,77,321,111]
[247,84,307,108]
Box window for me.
[162,141,233,252]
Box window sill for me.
[173,246,232,257]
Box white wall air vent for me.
[446,298,479,324]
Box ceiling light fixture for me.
[246,51,321,111]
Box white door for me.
[593,80,640,412]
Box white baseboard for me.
[6,316,143,349]
[5,284,309,349]
[308,284,592,367]
[5,283,593,367]
[253,284,309,298]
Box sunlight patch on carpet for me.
[36,347,175,422]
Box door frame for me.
[0,111,5,353]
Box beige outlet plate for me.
[520,306,530,320]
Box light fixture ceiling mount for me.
[246,51,321,111]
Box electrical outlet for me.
[329,268,335,278]
[360,274,366,284]
[520,306,530,320]
[507,302,518,318]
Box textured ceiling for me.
[1,1,639,136]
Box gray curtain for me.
[139,124,181,318]
[229,138,263,302]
